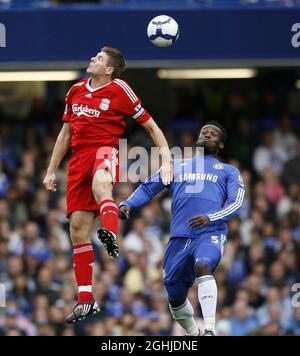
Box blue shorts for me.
[163,233,226,301]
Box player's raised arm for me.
[43,122,71,192]
[114,79,173,186]
[141,117,173,186]
[119,170,166,219]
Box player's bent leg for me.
[92,169,119,259]
[67,211,100,324]
[165,282,199,336]
[92,168,114,203]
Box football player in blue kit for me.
[119,121,245,336]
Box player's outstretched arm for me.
[119,169,166,215]
[43,122,71,192]
[141,118,173,186]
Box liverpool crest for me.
[100,98,110,111]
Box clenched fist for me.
[119,205,130,220]
[43,171,57,192]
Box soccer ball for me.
[147,15,179,47]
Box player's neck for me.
[90,76,112,89]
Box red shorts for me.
[66,146,119,218]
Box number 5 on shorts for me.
[211,235,227,255]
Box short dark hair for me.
[202,120,228,143]
[101,46,126,79]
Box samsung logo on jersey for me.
[179,173,218,183]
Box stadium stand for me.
[0,76,300,336]
[0,0,300,337]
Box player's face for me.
[87,51,114,77]
[196,126,224,154]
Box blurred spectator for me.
[227,117,255,169]
[262,169,285,206]
[285,307,300,335]
[0,162,9,198]
[229,300,258,336]
[256,286,293,329]
[253,131,288,176]
[282,141,300,186]
[273,114,298,159]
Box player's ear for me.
[219,142,224,150]
[106,66,114,76]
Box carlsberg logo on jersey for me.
[179,173,219,183]
[72,104,100,118]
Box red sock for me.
[73,243,94,304]
[99,199,118,236]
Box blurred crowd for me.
[2,0,300,8]
[1,83,300,336]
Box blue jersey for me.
[120,155,245,239]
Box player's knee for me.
[169,299,186,308]
[92,182,113,204]
[164,283,188,306]
[194,262,212,278]
[93,169,113,185]
[93,187,104,204]
[70,218,82,233]
[70,221,88,244]
[169,299,194,321]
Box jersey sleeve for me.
[114,79,151,124]
[62,87,73,122]
[119,170,165,210]
[207,167,245,225]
